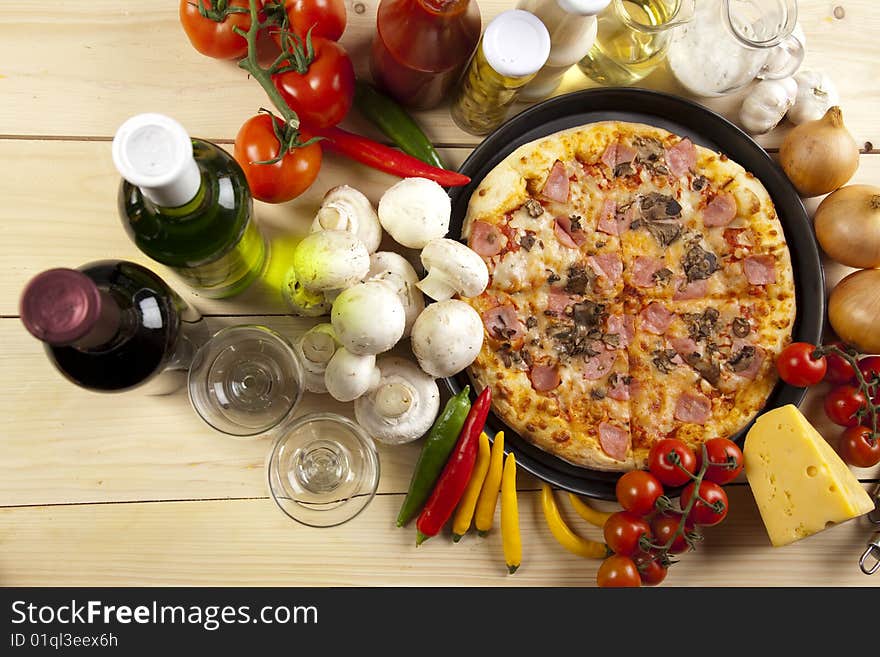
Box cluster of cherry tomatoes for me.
[596,437,744,587]
[776,342,880,468]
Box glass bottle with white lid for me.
[516,0,611,101]
[113,113,268,299]
[450,9,551,136]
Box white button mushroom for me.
[355,356,440,445]
[331,280,406,356]
[292,229,370,292]
[282,269,331,317]
[293,323,339,394]
[367,251,425,338]
[411,299,484,378]
[377,177,451,249]
[324,348,381,402]
[311,185,382,254]
[417,238,489,301]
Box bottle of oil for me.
[578,0,693,86]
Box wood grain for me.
[1,487,876,586]
[0,1,876,148]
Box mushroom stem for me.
[375,382,415,419]
[417,269,457,302]
[300,330,337,365]
[315,204,347,231]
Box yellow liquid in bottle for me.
[578,0,676,85]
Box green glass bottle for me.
[112,113,267,299]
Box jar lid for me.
[556,0,610,16]
[20,268,102,345]
[483,10,551,78]
[112,113,201,208]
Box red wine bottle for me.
[20,260,209,394]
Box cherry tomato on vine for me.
[648,439,697,487]
[272,36,355,128]
[838,425,880,468]
[824,384,867,427]
[634,553,668,586]
[650,514,693,554]
[603,512,652,556]
[858,355,880,387]
[615,470,664,516]
[265,0,347,43]
[681,481,728,527]
[234,114,322,203]
[597,555,641,588]
[776,342,827,387]
[179,0,253,59]
[696,438,744,485]
[824,344,856,385]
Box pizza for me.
[461,121,795,472]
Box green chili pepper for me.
[396,386,471,527]
[353,80,446,170]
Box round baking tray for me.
[442,88,825,500]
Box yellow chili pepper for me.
[567,493,613,528]
[541,483,609,559]
[501,452,521,574]
[451,432,492,542]
[474,431,504,536]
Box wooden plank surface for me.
[0,1,877,149]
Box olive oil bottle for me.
[113,114,267,299]
[578,0,690,85]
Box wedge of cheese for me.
[744,404,874,547]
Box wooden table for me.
[1,0,878,587]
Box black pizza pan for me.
[442,88,825,501]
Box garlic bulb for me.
[787,70,840,125]
[739,78,798,135]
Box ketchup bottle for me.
[370,0,482,111]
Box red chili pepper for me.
[415,386,492,545]
[313,126,471,187]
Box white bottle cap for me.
[112,113,202,208]
[556,0,610,16]
[483,10,551,78]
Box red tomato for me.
[272,37,355,128]
[681,481,729,527]
[697,438,744,485]
[179,0,253,59]
[650,514,692,554]
[858,355,880,388]
[824,344,856,385]
[603,512,652,556]
[824,384,867,427]
[838,425,880,468]
[634,553,668,586]
[776,342,827,387]
[615,470,664,516]
[233,114,322,203]
[648,439,697,487]
[597,555,641,588]
[265,0,347,42]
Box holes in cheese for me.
[744,404,874,547]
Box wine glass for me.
[188,325,304,438]
[267,412,380,527]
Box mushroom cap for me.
[411,299,484,378]
[331,280,406,356]
[377,177,451,249]
[311,185,382,254]
[354,356,440,445]
[293,229,370,291]
[324,348,380,402]
[367,251,425,338]
[294,323,338,394]
[417,238,489,301]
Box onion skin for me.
[829,269,880,354]
[815,185,880,268]
[779,106,859,197]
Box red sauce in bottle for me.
[370,0,482,110]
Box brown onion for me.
[815,185,880,268]
[828,269,880,353]
[779,106,859,197]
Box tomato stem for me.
[818,344,878,444]
[193,0,248,22]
